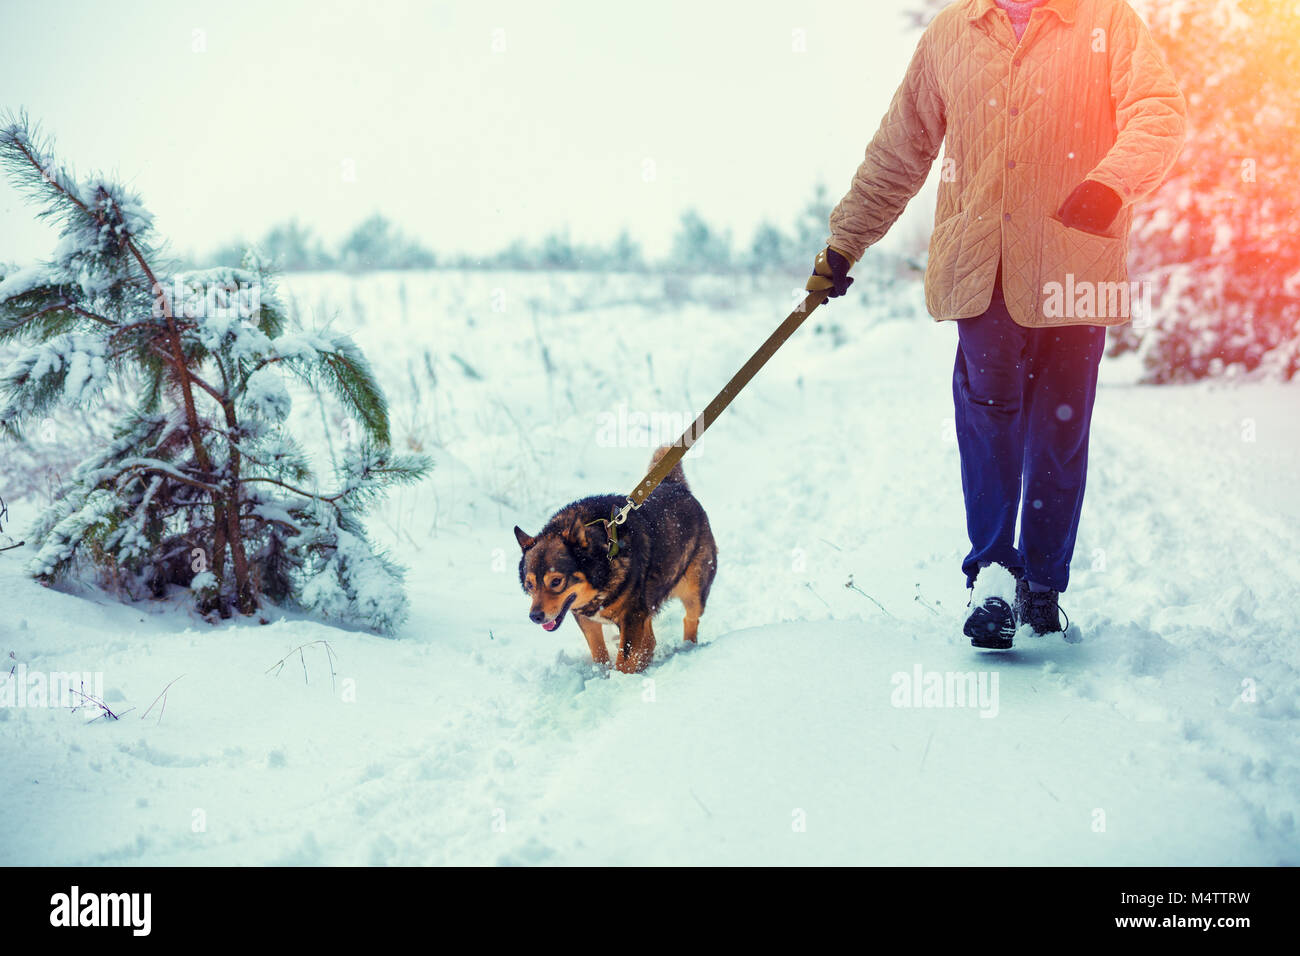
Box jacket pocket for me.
[1037,216,1131,323]
[1041,214,1127,279]
[1048,213,1118,241]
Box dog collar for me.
[584,505,624,561]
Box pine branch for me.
[298,333,391,445]
[237,475,346,505]
[114,459,221,494]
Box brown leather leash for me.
[607,289,830,528]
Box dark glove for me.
[806,247,854,298]
[1057,180,1122,234]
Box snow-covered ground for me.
[2,266,1298,865]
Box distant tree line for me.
[202,214,437,273]
[195,185,836,276]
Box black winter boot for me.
[964,594,1016,649]
[1015,579,1067,636]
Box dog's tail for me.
[649,444,689,490]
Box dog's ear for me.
[513,526,535,551]
[571,516,607,553]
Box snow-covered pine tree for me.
[0,113,430,634]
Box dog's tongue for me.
[542,619,559,631]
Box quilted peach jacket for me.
[828,0,1186,327]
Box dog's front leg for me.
[615,613,656,674]
[575,614,611,666]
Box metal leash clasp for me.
[585,498,637,563]
[611,497,636,526]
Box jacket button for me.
[1009,106,1019,116]
[1004,213,1012,222]
[1007,160,1016,169]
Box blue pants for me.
[953,274,1106,592]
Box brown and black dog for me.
[514,447,717,673]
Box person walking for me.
[806,0,1186,647]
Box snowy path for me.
[1,271,1297,865]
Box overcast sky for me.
[0,0,932,264]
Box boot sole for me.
[968,630,1014,650]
